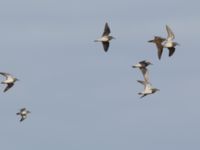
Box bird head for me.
[109,36,115,40]
[174,42,180,46]
[153,88,160,93]
[14,78,19,82]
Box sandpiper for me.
[132,60,152,82]
[148,36,166,60]
[0,72,19,92]
[137,80,159,98]
[162,25,179,57]
[16,108,31,122]
[94,22,115,52]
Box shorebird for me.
[16,108,31,122]
[148,25,179,60]
[94,22,115,52]
[137,80,159,98]
[162,25,179,57]
[148,36,166,60]
[132,60,152,82]
[0,72,19,92]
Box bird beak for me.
[148,40,152,42]
[132,65,136,68]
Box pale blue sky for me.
[0,0,199,149]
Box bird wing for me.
[155,36,166,41]
[154,37,165,60]
[156,43,163,60]
[3,83,14,92]
[140,68,150,82]
[139,60,146,66]
[166,25,175,40]
[20,116,26,122]
[102,22,110,36]
[20,108,26,112]
[149,36,165,60]
[137,80,146,85]
[137,79,150,90]
[102,42,109,52]
[168,47,176,57]
[0,72,11,79]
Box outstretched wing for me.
[20,116,26,122]
[156,43,163,60]
[20,108,26,112]
[140,68,150,82]
[168,47,175,57]
[0,72,11,79]
[102,22,110,36]
[139,60,146,65]
[4,83,14,92]
[155,37,165,60]
[166,25,175,40]
[102,42,109,52]
[137,80,146,85]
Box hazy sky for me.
[0,0,200,149]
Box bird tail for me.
[94,39,100,42]
[137,80,145,85]
[138,92,146,98]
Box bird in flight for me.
[148,25,179,60]
[0,72,19,92]
[162,25,179,57]
[16,108,31,122]
[137,80,159,98]
[132,60,152,82]
[148,36,166,60]
[94,22,115,52]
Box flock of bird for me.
[132,60,159,98]
[0,72,30,122]
[94,22,178,98]
[0,22,178,122]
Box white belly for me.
[4,78,14,83]
[101,36,109,42]
[163,41,173,48]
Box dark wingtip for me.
[168,47,175,57]
[158,54,162,60]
